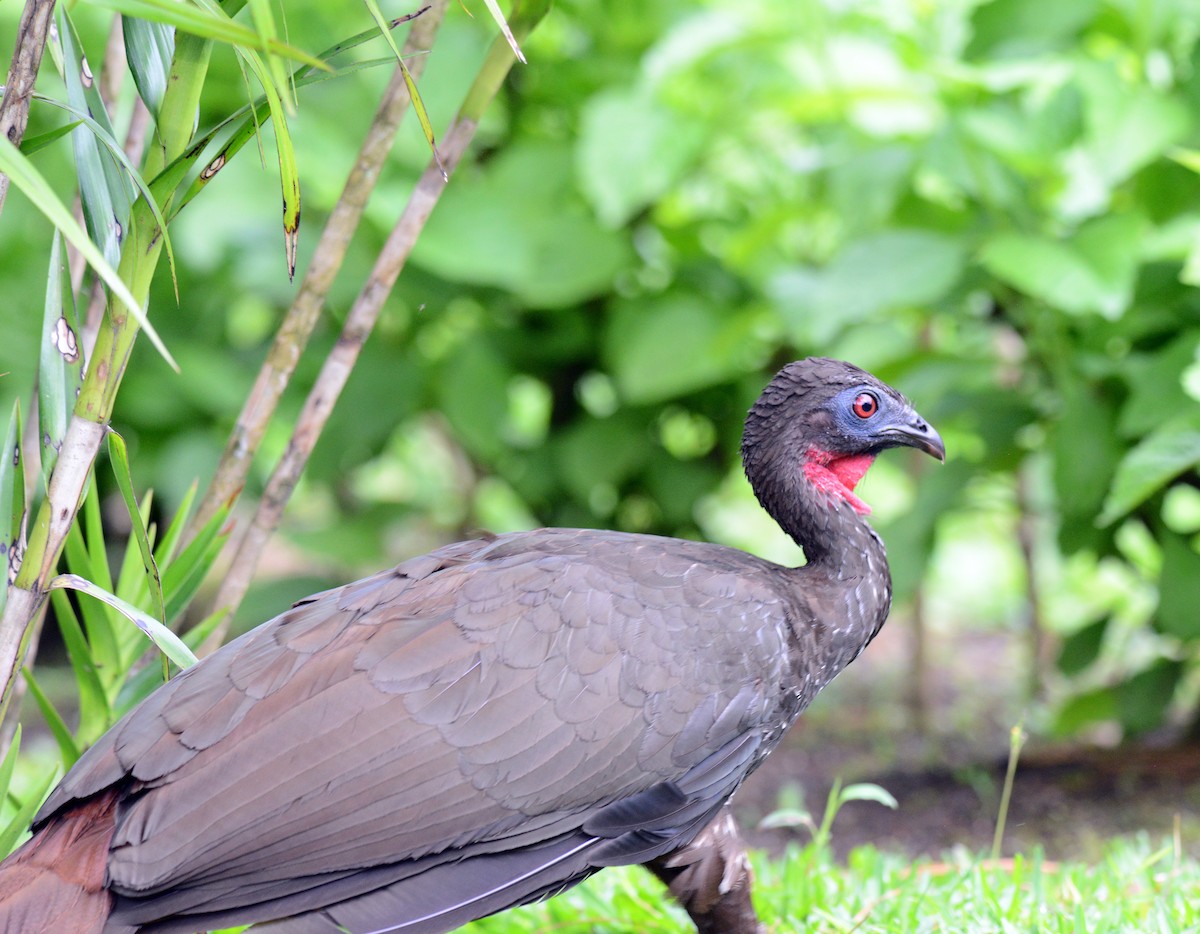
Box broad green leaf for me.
[980,215,1145,319]
[123,15,175,115]
[554,413,650,506]
[0,401,23,616]
[1117,659,1183,736]
[604,295,769,405]
[772,230,966,344]
[107,432,166,624]
[1157,531,1200,640]
[435,337,514,462]
[1052,383,1122,551]
[577,85,705,228]
[1053,686,1117,736]
[22,666,81,766]
[414,141,631,307]
[49,574,199,671]
[1117,334,1200,438]
[1099,415,1200,525]
[1056,617,1108,676]
[0,137,177,369]
[38,232,84,486]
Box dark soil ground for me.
[729,619,1200,862]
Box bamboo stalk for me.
[201,0,552,651]
[0,0,57,218]
[0,25,219,715]
[189,0,449,539]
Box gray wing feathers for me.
[45,530,791,932]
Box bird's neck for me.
[746,446,894,673]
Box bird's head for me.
[742,357,945,517]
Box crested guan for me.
[0,357,944,934]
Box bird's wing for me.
[40,531,791,931]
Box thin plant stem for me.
[200,0,552,651]
[189,0,449,540]
[991,722,1026,861]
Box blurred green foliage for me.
[2,0,1200,749]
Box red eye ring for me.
[852,391,878,419]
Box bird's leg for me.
[645,807,766,934]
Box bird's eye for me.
[852,391,878,419]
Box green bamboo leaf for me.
[49,574,199,671]
[34,92,179,294]
[247,0,294,112]
[38,232,84,486]
[0,401,24,616]
[22,666,81,767]
[48,586,113,738]
[57,7,132,266]
[112,488,156,619]
[86,0,328,72]
[0,137,178,370]
[63,479,122,688]
[1099,415,1200,526]
[116,603,226,710]
[479,0,527,64]
[361,0,446,180]
[123,15,175,115]
[0,724,19,802]
[172,55,393,217]
[0,729,57,858]
[153,480,197,569]
[20,121,82,155]
[36,92,180,292]
[162,501,230,622]
[107,432,165,625]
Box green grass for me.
[461,834,1199,933]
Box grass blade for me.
[49,574,198,671]
[48,585,112,740]
[106,431,165,624]
[21,666,81,766]
[20,121,82,155]
[479,0,527,64]
[62,479,122,690]
[246,0,294,112]
[361,0,446,180]
[0,727,58,858]
[38,232,84,486]
[162,500,230,622]
[87,0,328,72]
[57,6,134,269]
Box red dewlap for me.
[802,451,876,515]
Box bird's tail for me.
[0,790,118,934]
